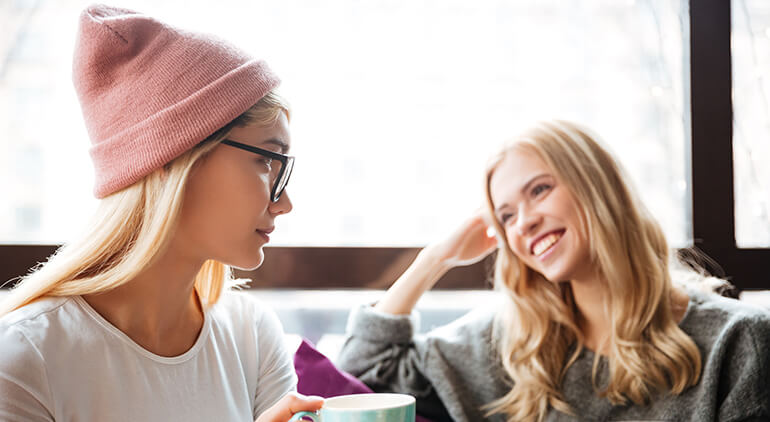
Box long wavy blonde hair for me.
[483,121,702,421]
[0,91,289,317]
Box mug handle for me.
[288,411,320,422]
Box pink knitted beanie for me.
[72,4,280,198]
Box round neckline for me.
[72,295,212,364]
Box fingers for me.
[467,206,495,227]
[467,210,498,240]
[256,392,325,422]
[426,208,500,267]
[285,392,324,415]
[457,209,489,232]
[469,210,501,255]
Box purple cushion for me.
[294,338,373,396]
[293,338,433,422]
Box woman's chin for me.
[227,252,265,271]
[537,266,570,284]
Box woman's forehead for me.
[491,150,550,192]
[227,115,291,152]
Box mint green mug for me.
[288,393,416,422]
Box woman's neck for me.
[569,278,691,355]
[82,249,205,357]
[569,277,610,354]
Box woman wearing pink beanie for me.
[0,4,322,421]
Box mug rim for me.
[323,393,416,411]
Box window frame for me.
[686,0,768,290]
[2,0,768,291]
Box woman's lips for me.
[530,229,566,258]
[256,226,274,242]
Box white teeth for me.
[533,232,562,256]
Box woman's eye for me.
[257,158,273,169]
[500,212,515,224]
[532,183,551,196]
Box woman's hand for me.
[423,209,498,268]
[255,392,324,422]
[374,209,499,315]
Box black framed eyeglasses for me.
[221,139,294,202]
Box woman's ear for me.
[158,165,169,181]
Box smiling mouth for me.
[532,230,565,257]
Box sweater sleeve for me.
[337,304,434,396]
[252,307,298,419]
[337,304,502,422]
[0,325,54,422]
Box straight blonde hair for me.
[483,121,702,421]
[0,91,289,317]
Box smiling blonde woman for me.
[337,120,770,422]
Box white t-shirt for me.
[0,291,296,421]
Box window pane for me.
[1,0,690,247]
[732,0,770,248]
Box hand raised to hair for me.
[424,209,499,269]
[255,392,324,422]
[373,209,500,315]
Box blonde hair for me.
[483,121,702,421]
[0,91,289,317]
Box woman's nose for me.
[270,191,293,215]
[515,207,540,237]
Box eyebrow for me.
[494,173,551,214]
[260,138,290,154]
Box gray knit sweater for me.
[336,289,770,422]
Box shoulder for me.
[0,296,79,345]
[0,296,72,329]
[210,289,273,323]
[208,289,285,340]
[0,296,103,372]
[681,288,770,361]
[0,298,73,408]
[682,289,770,338]
[0,318,43,364]
[680,290,770,417]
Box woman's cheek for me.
[506,231,525,259]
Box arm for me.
[375,210,498,315]
[338,212,498,404]
[337,300,500,421]
[252,309,303,418]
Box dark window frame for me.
[686,0,768,290]
[1,0,767,291]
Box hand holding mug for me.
[255,392,324,422]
